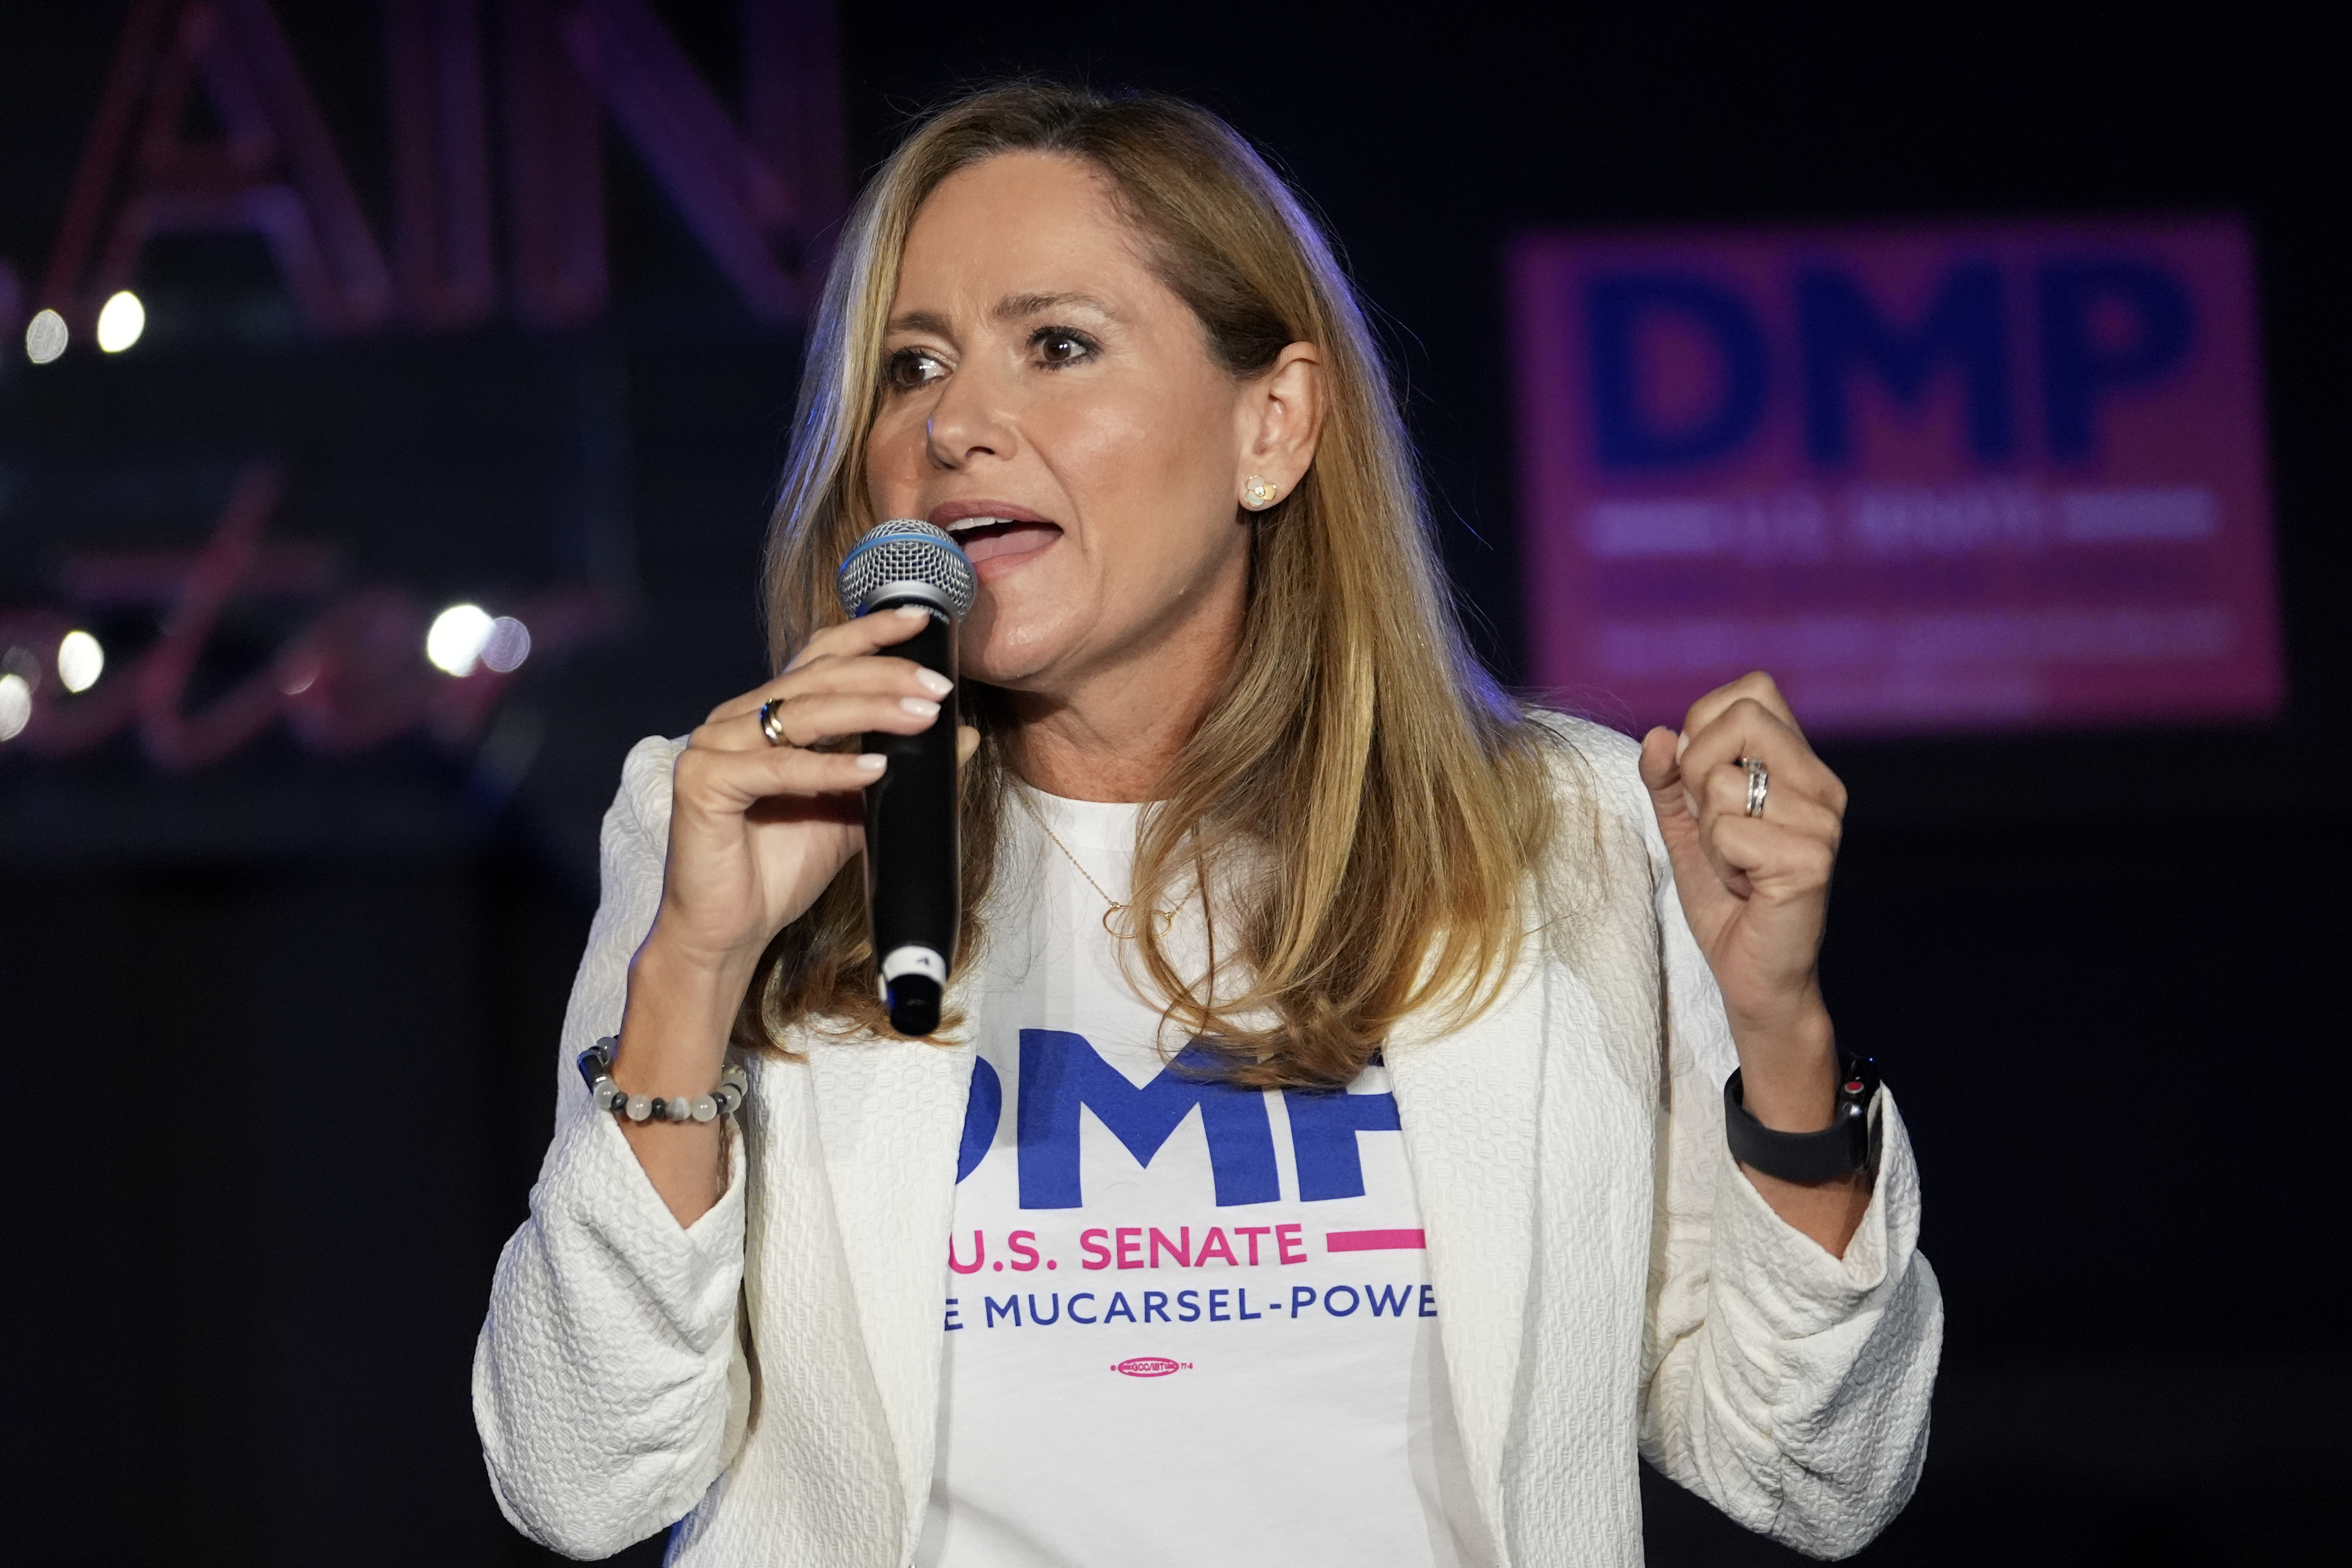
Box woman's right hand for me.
[651,605,958,983]
[612,606,966,1225]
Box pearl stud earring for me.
[1243,475,1280,509]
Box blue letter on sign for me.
[1797,264,2014,465]
[1283,1085,1403,1201]
[1017,1030,1279,1209]
[956,1056,1002,1182]
[2037,260,2193,462]
[1586,273,1767,471]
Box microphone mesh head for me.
[836,519,978,619]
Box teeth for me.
[947,516,1010,534]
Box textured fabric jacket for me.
[473,718,1942,1565]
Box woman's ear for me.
[1234,341,1325,511]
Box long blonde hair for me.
[739,81,1571,1088]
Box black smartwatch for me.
[1723,1052,1880,1182]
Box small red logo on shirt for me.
[1111,1357,1189,1377]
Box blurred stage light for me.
[57,630,105,693]
[25,308,67,364]
[96,291,145,353]
[0,673,30,742]
[427,603,496,676]
[481,616,532,673]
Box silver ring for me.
[1741,756,1768,818]
[758,698,789,747]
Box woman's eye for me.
[1032,329,1096,368]
[886,348,946,391]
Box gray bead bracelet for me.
[575,1035,748,1124]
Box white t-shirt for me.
[915,791,1491,1568]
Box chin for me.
[958,618,1077,692]
[957,573,1086,688]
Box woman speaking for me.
[474,82,1939,1568]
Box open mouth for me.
[945,515,1062,567]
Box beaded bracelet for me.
[575,1035,748,1124]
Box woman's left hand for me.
[1638,671,1848,1137]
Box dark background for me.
[2,3,2343,1564]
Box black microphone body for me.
[859,604,958,1034]
[836,520,979,1036]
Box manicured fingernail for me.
[915,669,953,697]
[899,697,939,717]
[856,753,887,772]
[894,605,929,619]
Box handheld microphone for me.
[835,519,978,1035]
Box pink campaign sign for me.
[1507,216,2282,734]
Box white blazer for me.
[474,718,1940,1566]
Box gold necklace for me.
[1020,791,1195,939]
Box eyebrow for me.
[886,308,955,338]
[885,291,1119,337]
[994,291,1117,321]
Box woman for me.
[475,83,1939,1567]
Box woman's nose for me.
[922,367,1015,469]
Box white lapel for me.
[1385,939,1549,1562]
[804,1003,982,1562]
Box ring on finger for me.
[1740,756,1769,818]
[758,698,789,747]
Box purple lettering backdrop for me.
[1507,217,2281,734]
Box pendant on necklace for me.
[1102,903,1180,939]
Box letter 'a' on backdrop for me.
[1506,217,2283,734]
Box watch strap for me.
[1723,1052,1880,1182]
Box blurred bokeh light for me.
[481,615,532,674]
[0,672,30,742]
[23,307,66,364]
[93,288,142,352]
[56,629,103,693]
[426,603,496,676]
